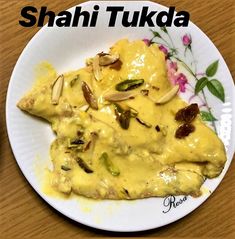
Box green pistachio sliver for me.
[70,75,80,87]
[61,165,71,171]
[71,139,85,145]
[130,107,138,117]
[114,103,138,117]
[67,138,77,148]
[113,103,131,130]
[113,103,124,113]
[100,152,120,176]
[67,138,84,149]
[119,110,131,129]
[115,79,144,91]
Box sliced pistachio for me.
[136,117,152,128]
[70,75,79,87]
[99,53,119,66]
[67,139,76,148]
[115,79,144,91]
[81,81,98,110]
[99,152,120,176]
[114,103,131,129]
[156,85,179,105]
[92,55,102,81]
[67,138,84,148]
[130,107,138,117]
[71,139,84,145]
[61,165,71,171]
[104,92,136,102]
[114,102,129,111]
[119,110,131,129]
[76,157,93,173]
[51,75,64,105]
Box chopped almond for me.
[51,75,64,105]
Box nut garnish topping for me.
[109,59,123,70]
[114,103,131,129]
[51,75,64,105]
[81,81,98,110]
[156,85,179,105]
[76,157,93,174]
[92,55,102,81]
[136,117,152,128]
[115,79,144,91]
[104,92,136,102]
[78,105,89,112]
[99,53,119,66]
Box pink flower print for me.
[182,34,192,46]
[168,61,178,71]
[142,38,151,46]
[166,60,188,92]
[166,60,178,84]
[159,45,168,57]
[174,73,188,92]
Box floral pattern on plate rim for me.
[143,27,226,212]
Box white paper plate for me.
[6,1,235,232]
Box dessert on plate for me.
[17,39,226,199]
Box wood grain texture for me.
[0,0,234,238]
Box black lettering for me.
[163,195,175,213]
[72,6,90,27]
[38,6,55,27]
[156,6,175,27]
[106,6,124,27]
[90,5,99,27]
[122,11,139,27]
[139,7,157,27]
[93,5,99,11]
[56,11,72,27]
[174,11,190,27]
[175,201,180,207]
[163,195,187,213]
[19,6,37,27]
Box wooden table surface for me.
[0,0,234,238]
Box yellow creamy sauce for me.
[18,39,226,199]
